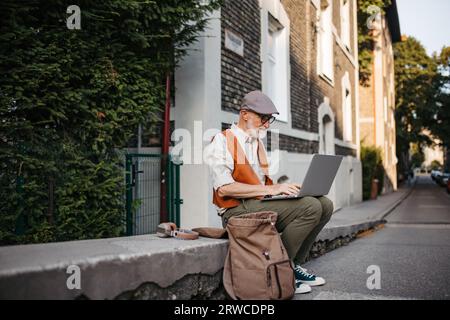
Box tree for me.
[0,0,221,245]
[393,36,438,175]
[429,160,442,171]
[428,46,450,170]
[410,151,425,169]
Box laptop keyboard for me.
[265,194,298,200]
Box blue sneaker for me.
[294,265,326,286]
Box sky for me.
[396,0,450,56]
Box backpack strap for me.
[191,227,227,239]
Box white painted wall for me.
[174,10,222,229]
[173,8,362,229]
[269,151,362,211]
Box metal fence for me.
[125,153,182,236]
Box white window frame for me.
[260,0,290,123]
[342,72,353,142]
[317,0,334,83]
[340,0,351,50]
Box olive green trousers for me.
[221,196,334,265]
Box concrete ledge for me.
[0,187,413,300]
[0,235,228,300]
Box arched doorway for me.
[318,99,335,156]
[318,99,337,207]
[321,114,334,155]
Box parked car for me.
[436,172,450,187]
[431,170,442,181]
[447,178,450,194]
[443,175,449,187]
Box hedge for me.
[0,0,220,245]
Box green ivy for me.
[357,0,391,85]
[0,0,221,245]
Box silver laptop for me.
[262,154,343,201]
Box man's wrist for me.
[265,185,274,196]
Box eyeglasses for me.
[259,113,276,125]
[242,108,276,125]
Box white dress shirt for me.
[204,123,268,214]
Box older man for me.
[205,91,334,294]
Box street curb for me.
[380,181,416,221]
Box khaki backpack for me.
[222,211,296,300]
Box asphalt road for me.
[295,174,450,300]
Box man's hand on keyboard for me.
[267,183,301,196]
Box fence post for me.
[125,155,133,236]
[166,155,173,222]
[174,161,182,227]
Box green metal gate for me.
[125,154,182,236]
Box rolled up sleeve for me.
[204,133,235,191]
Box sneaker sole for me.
[295,287,312,294]
[298,279,326,287]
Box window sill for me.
[318,72,335,87]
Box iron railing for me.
[125,153,182,236]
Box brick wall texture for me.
[220,0,358,157]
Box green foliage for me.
[410,151,425,169]
[360,145,383,200]
[0,0,220,245]
[429,160,442,171]
[357,0,391,85]
[393,37,439,175]
[428,46,450,152]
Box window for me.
[343,88,352,141]
[318,0,334,81]
[266,14,283,107]
[342,73,352,142]
[261,2,290,123]
[340,0,351,49]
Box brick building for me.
[173,0,363,228]
[359,1,401,193]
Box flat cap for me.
[241,90,279,115]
